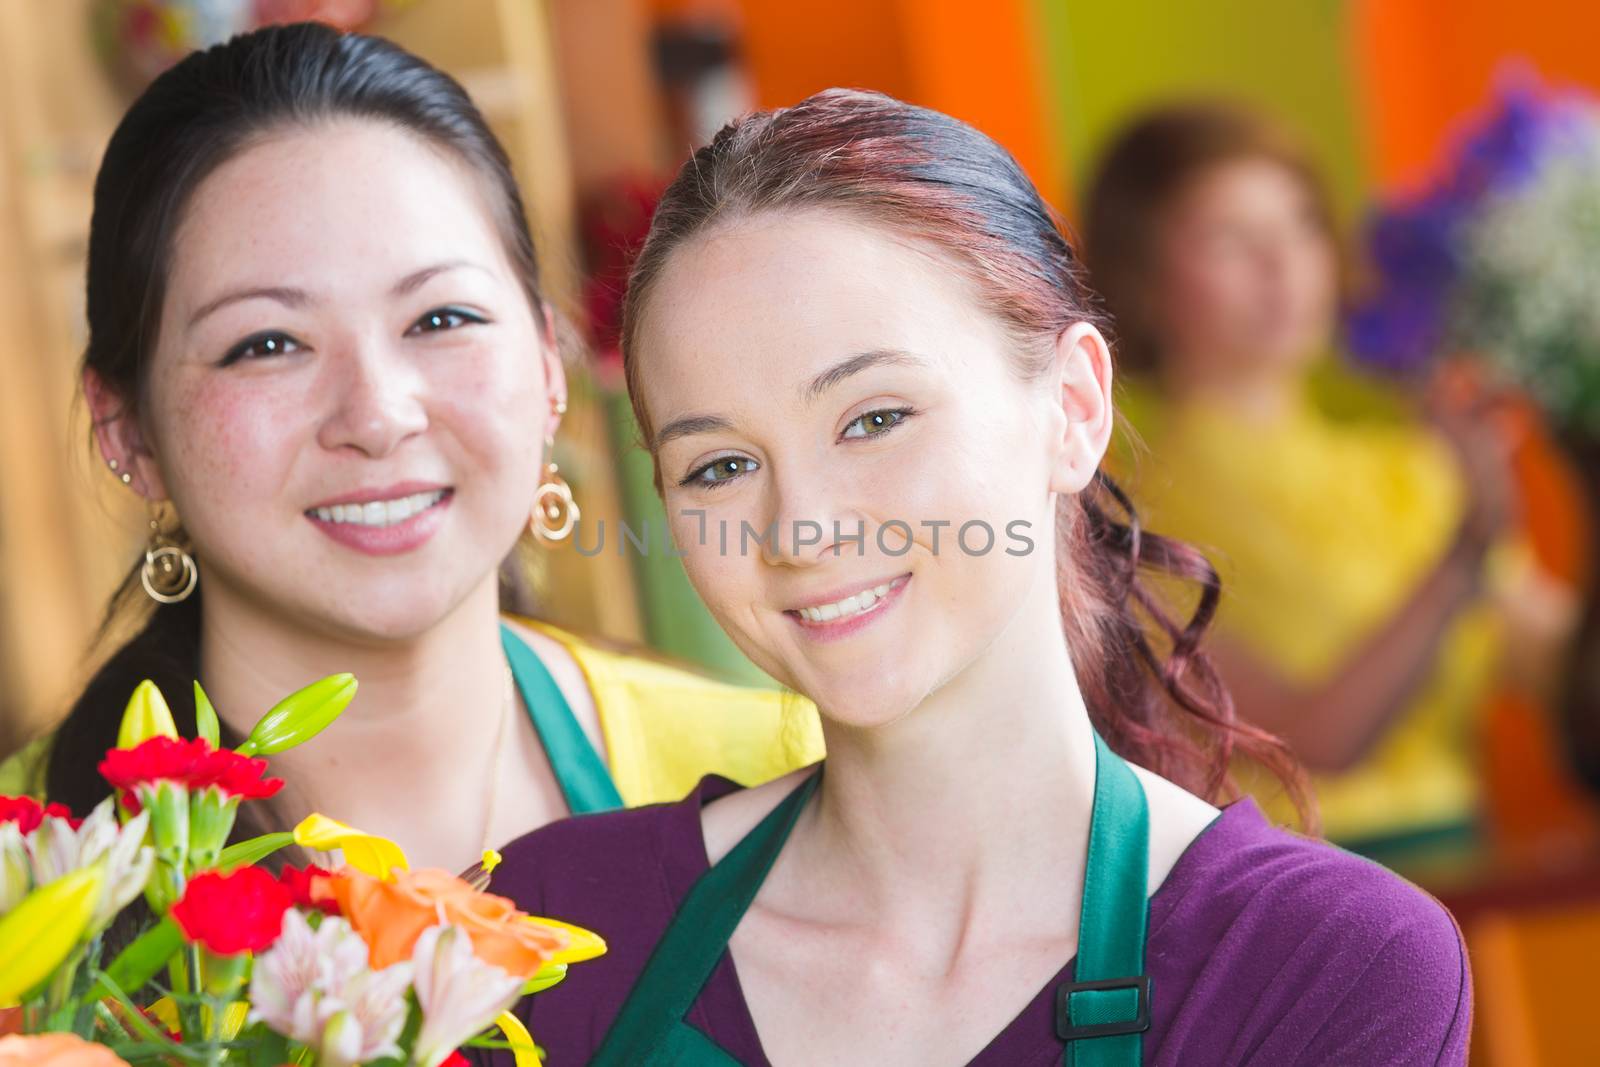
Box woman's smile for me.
[303,481,456,556]
[784,572,912,641]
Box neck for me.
[1160,356,1303,422]
[803,565,1098,927]
[197,575,509,816]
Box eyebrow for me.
[652,348,927,450]
[802,348,925,403]
[652,413,736,450]
[185,260,487,331]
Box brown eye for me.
[407,306,487,335]
[221,331,301,366]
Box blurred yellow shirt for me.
[0,618,825,809]
[1115,384,1499,843]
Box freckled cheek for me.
[426,351,545,468]
[152,379,304,510]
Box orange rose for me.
[328,867,567,978]
[0,1034,131,1066]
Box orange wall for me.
[728,0,1066,208]
[1355,0,1600,192]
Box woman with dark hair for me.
[486,90,1469,1065]
[0,22,822,874]
[1082,103,1554,861]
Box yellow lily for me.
[116,680,179,749]
[525,915,607,967]
[494,1009,541,1067]
[145,996,179,1034]
[291,814,407,879]
[0,866,104,1007]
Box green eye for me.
[685,456,759,487]
[842,408,911,439]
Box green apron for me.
[500,623,624,815]
[589,730,1152,1065]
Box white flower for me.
[315,961,414,1066]
[248,909,411,1064]
[0,823,30,914]
[411,924,525,1067]
[26,800,152,931]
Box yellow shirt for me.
[515,618,823,805]
[1116,387,1500,843]
[0,618,826,808]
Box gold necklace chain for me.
[480,661,516,856]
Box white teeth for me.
[796,576,907,624]
[310,490,446,528]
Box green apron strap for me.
[1058,731,1152,1066]
[500,623,625,815]
[590,730,1151,1066]
[591,770,823,1066]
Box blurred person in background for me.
[0,22,821,874]
[1083,102,1566,864]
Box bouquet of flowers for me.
[1347,68,1600,432]
[0,675,603,1065]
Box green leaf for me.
[193,681,220,747]
[217,831,294,873]
[237,673,357,756]
[86,917,184,1003]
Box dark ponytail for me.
[50,21,547,822]
[618,88,1312,820]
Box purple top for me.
[485,775,1471,1066]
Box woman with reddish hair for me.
[486,90,1469,1065]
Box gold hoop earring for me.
[531,435,579,542]
[141,515,198,604]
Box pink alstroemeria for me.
[248,909,411,1065]
[410,924,525,1067]
[26,800,152,932]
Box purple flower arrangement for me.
[1347,67,1600,431]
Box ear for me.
[84,368,170,501]
[1046,322,1115,495]
[538,304,569,443]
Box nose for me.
[757,464,859,569]
[315,336,428,459]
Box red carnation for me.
[99,737,283,814]
[440,1054,471,1067]
[171,867,293,955]
[0,795,80,833]
[278,863,342,915]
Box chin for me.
[298,579,473,644]
[791,661,929,732]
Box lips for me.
[302,484,454,557]
[787,573,911,623]
[308,489,450,528]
